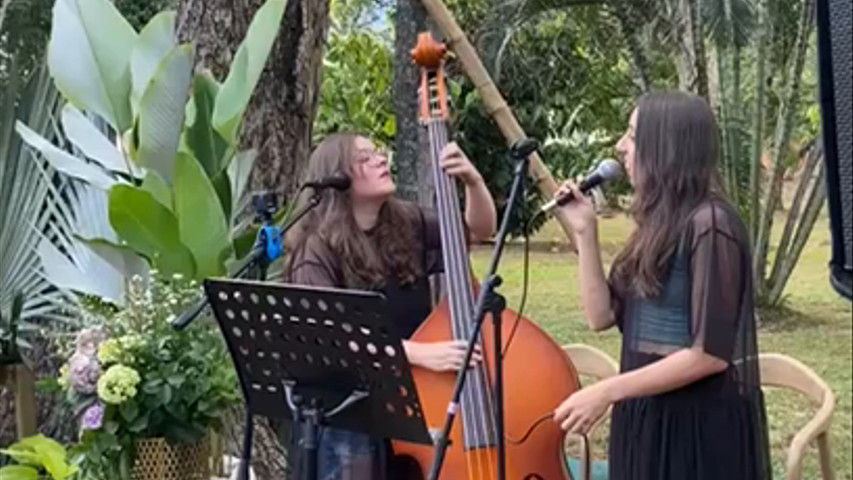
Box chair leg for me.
[817,433,834,480]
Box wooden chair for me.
[759,353,835,480]
[562,344,619,480]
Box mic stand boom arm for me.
[171,190,322,331]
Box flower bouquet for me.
[57,273,239,480]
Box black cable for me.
[500,204,545,357]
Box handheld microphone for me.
[302,175,352,191]
[540,159,622,213]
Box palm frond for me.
[703,0,756,48]
[0,64,77,363]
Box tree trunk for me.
[749,0,769,241]
[768,139,821,285]
[753,0,815,297]
[767,162,826,304]
[176,0,330,207]
[728,44,743,207]
[673,0,709,99]
[609,0,652,92]
[393,0,434,206]
[176,1,330,478]
[714,43,732,183]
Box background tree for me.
[176,0,331,207]
[174,1,331,478]
[393,0,434,205]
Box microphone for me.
[540,159,622,213]
[302,175,351,191]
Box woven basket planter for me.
[131,435,211,480]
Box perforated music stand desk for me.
[204,278,432,475]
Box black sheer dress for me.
[608,199,771,480]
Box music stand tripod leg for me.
[486,287,508,480]
[237,408,254,480]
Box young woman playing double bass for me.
[553,90,771,480]
[284,133,497,480]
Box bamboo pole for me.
[417,0,577,249]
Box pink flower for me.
[75,327,106,357]
[81,402,105,430]
[67,351,101,394]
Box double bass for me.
[391,32,581,480]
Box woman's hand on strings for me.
[404,340,483,372]
[440,142,484,186]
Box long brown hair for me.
[285,133,422,289]
[610,91,724,298]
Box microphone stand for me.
[171,188,322,331]
[426,139,536,480]
[170,186,324,480]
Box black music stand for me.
[203,279,433,480]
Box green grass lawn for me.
[470,212,852,480]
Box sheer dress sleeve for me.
[688,203,748,362]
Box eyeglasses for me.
[354,149,389,166]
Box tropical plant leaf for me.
[173,152,231,279]
[108,184,196,277]
[0,465,38,480]
[16,121,118,190]
[228,149,257,215]
[212,0,286,143]
[47,0,137,132]
[140,171,172,210]
[76,237,150,283]
[211,169,232,222]
[60,104,134,176]
[37,180,134,304]
[130,11,177,116]
[135,44,193,184]
[2,66,76,364]
[185,71,229,177]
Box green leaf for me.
[166,373,186,388]
[136,44,194,184]
[108,184,196,277]
[16,121,117,190]
[119,448,131,480]
[140,171,172,210]
[61,104,134,176]
[104,420,119,435]
[185,72,229,176]
[211,169,232,221]
[47,0,137,132]
[6,435,74,480]
[76,237,150,281]
[173,152,231,278]
[164,422,204,444]
[0,447,40,467]
[127,412,149,433]
[159,384,173,405]
[0,465,38,480]
[131,11,177,116]
[213,0,286,143]
[142,378,163,394]
[119,399,139,422]
[233,228,258,261]
[228,149,257,210]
